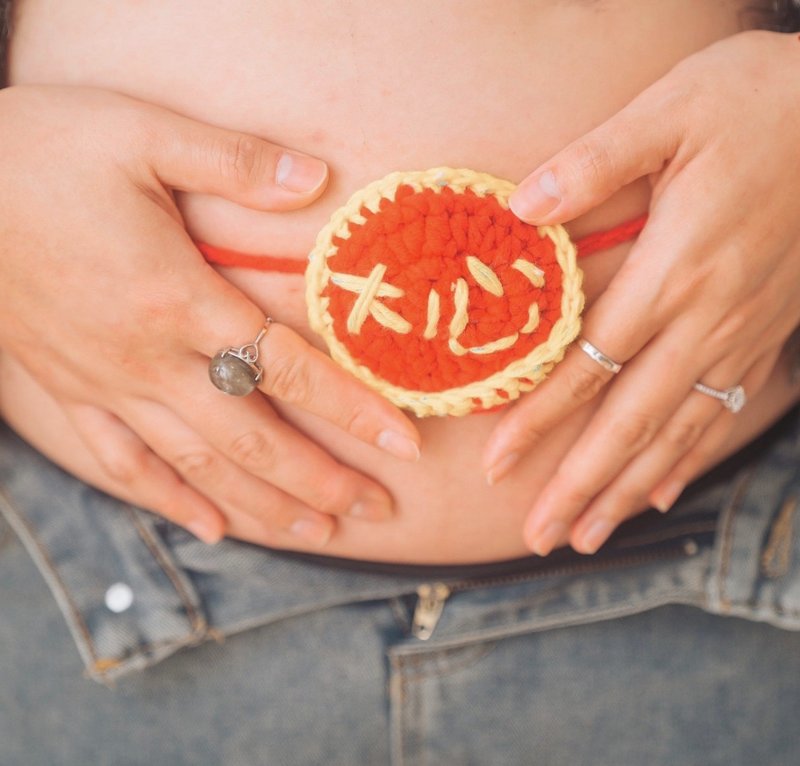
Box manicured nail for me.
[529,520,568,557]
[377,429,420,462]
[275,151,328,193]
[186,518,223,545]
[577,518,614,554]
[486,452,520,486]
[350,493,393,521]
[509,170,561,222]
[651,480,685,513]
[291,518,333,547]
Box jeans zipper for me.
[411,527,711,640]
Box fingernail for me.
[529,520,568,557]
[376,429,420,462]
[509,170,561,222]
[186,518,223,545]
[291,518,333,547]
[275,151,328,193]
[350,493,393,521]
[577,518,614,554]
[486,452,520,486]
[651,480,685,513]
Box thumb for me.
[509,87,683,225]
[142,107,329,212]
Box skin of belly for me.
[8,0,797,563]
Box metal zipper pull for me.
[411,582,451,640]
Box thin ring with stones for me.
[692,381,746,413]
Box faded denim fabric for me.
[2,410,800,766]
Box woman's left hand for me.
[483,30,800,556]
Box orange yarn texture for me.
[324,185,562,390]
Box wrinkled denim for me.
[2,410,800,766]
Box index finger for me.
[509,71,684,225]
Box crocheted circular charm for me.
[306,168,585,417]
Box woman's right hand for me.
[0,85,421,547]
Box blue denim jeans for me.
[2,412,800,766]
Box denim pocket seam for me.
[0,481,212,683]
[0,484,103,669]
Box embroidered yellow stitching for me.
[424,289,440,340]
[512,258,545,288]
[520,303,540,334]
[333,264,412,335]
[466,255,504,297]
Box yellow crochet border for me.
[306,168,585,417]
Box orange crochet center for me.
[323,185,563,392]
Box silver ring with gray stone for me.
[208,318,274,396]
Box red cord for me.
[196,214,648,273]
[573,214,648,258]
[195,243,307,274]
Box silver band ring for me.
[208,318,274,396]
[577,338,623,374]
[692,381,747,413]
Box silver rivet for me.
[104,583,134,613]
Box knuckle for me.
[229,430,279,471]
[218,134,268,190]
[310,474,353,515]
[263,353,314,404]
[708,307,749,348]
[611,412,659,453]
[572,137,616,186]
[172,450,216,479]
[100,443,152,485]
[519,419,546,445]
[343,401,372,438]
[663,418,704,452]
[552,469,593,508]
[566,364,607,404]
[562,486,594,510]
